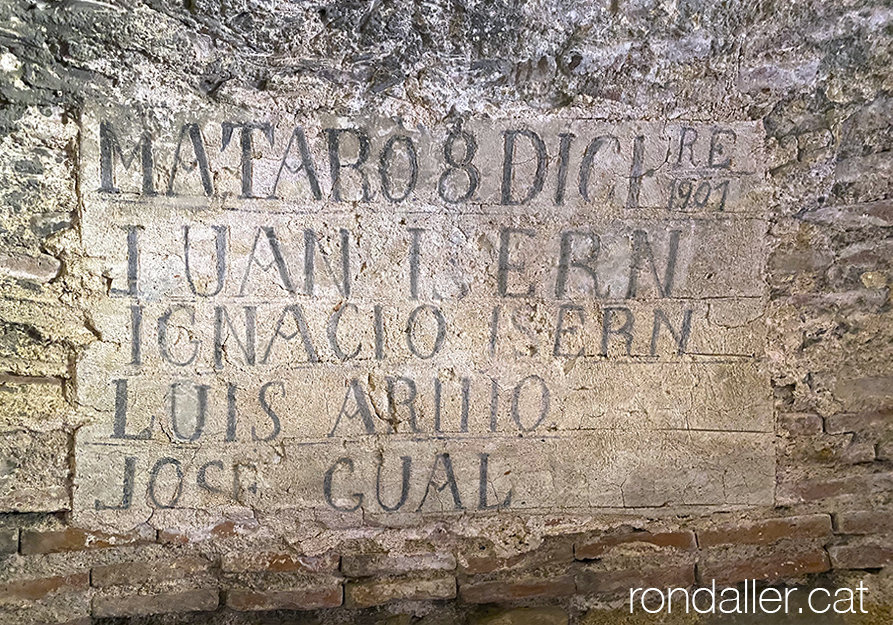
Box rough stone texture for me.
[460,540,573,575]
[90,556,213,587]
[459,575,576,604]
[91,588,219,618]
[0,0,891,623]
[221,550,339,574]
[343,552,456,577]
[0,429,70,512]
[576,563,696,597]
[0,528,17,556]
[698,546,832,585]
[346,574,456,607]
[226,581,343,611]
[474,608,569,625]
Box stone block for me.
[459,575,575,604]
[346,574,456,608]
[227,581,343,611]
[92,588,218,617]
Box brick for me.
[92,556,213,587]
[227,580,343,611]
[21,526,154,554]
[826,410,892,435]
[576,564,695,596]
[778,413,824,436]
[346,574,456,608]
[0,251,61,282]
[460,542,572,575]
[0,527,18,555]
[836,509,893,535]
[699,548,830,585]
[840,441,877,464]
[343,552,455,577]
[0,572,89,601]
[780,472,893,503]
[473,607,569,625]
[92,588,219,617]
[459,575,575,604]
[819,375,893,413]
[829,543,893,569]
[222,550,338,574]
[698,514,832,547]
[575,530,696,560]
[801,199,893,227]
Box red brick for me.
[92,588,218,617]
[459,575,575,604]
[826,410,891,435]
[699,548,830,585]
[576,564,695,596]
[222,550,338,573]
[346,574,455,608]
[227,581,343,611]
[778,413,824,436]
[836,509,893,535]
[575,530,695,560]
[0,528,18,555]
[460,542,572,575]
[781,472,893,503]
[829,543,893,569]
[343,552,455,577]
[0,572,89,601]
[698,514,832,547]
[91,556,213,587]
[20,527,154,555]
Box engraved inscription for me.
[73,109,772,526]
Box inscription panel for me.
[73,109,772,526]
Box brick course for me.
[575,530,696,559]
[342,552,456,577]
[92,589,219,618]
[0,572,89,601]
[576,564,695,596]
[460,541,572,575]
[227,581,343,611]
[222,551,339,574]
[346,574,456,608]
[20,527,154,555]
[459,576,575,604]
[91,556,213,587]
[0,527,18,555]
[698,514,832,547]
[699,548,831,585]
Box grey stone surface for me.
[71,112,773,526]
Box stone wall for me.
[0,0,891,623]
